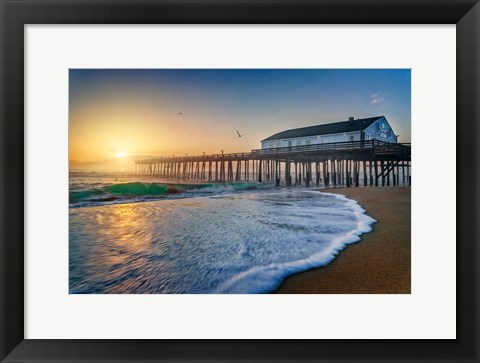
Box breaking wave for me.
[69,181,269,207]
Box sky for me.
[69,69,411,171]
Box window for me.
[288,141,292,147]
[296,140,301,146]
[276,141,281,148]
[382,122,385,129]
[306,139,311,145]
[269,142,273,148]
[349,135,355,142]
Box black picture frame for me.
[1,0,478,362]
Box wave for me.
[69,181,269,207]
[69,189,377,294]
[215,192,376,293]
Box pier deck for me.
[135,140,411,187]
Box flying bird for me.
[236,130,246,138]
[176,112,182,116]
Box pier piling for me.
[135,140,411,188]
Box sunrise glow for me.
[69,69,411,171]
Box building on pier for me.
[135,114,410,188]
[261,116,397,149]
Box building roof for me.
[261,116,385,142]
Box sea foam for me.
[69,189,376,294]
[216,192,376,293]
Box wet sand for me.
[275,187,411,294]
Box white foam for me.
[216,192,376,293]
[69,189,376,294]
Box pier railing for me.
[252,140,410,158]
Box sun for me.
[116,151,127,158]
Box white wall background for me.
[25,25,455,339]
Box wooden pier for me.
[135,140,411,187]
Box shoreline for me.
[274,187,411,294]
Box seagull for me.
[176,112,182,116]
[236,130,246,138]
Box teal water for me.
[69,171,269,207]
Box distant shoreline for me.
[274,187,411,294]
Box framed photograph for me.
[67,69,411,295]
[1,0,478,362]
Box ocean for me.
[69,171,376,294]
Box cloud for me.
[369,93,384,105]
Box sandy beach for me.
[275,187,411,294]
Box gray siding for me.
[261,131,362,149]
[364,117,397,143]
